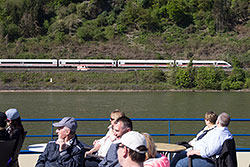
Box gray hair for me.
[218,112,230,127]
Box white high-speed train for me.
[0,59,232,68]
[0,59,57,67]
[175,60,231,68]
[58,59,116,68]
[117,60,174,68]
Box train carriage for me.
[0,59,57,67]
[58,59,116,68]
[175,60,231,68]
[118,60,175,68]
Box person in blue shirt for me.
[176,112,233,167]
[170,111,218,167]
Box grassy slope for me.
[0,23,249,68]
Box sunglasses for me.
[118,144,126,148]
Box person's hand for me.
[56,138,68,152]
[85,151,92,157]
[187,150,200,157]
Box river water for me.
[0,92,249,149]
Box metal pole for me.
[51,121,54,141]
[168,120,171,143]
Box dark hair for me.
[115,116,133,131]
[9,117,25,139]
[0,112,7,127]
[128,146,147,163]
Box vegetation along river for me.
[0,91,249,149]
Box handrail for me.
[20,118,250,153]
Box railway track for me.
[0,67,245,72]
[0,68,138,72]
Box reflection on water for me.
[0,92,249,148]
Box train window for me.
[194,63,213,65]
[65,62,80,64]
[1,62,21,64]
[124,62,171,65]
[79,62,112,64]
[64,62,112,64]
[23,62,53,64]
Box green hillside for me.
[0,0,249,91]
[0,0,249,66]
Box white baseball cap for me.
[117,131,147,154]
[5,108,20,120]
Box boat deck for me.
[19,152,249,167]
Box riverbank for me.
[0,89,249,92]
[0,68,249,91]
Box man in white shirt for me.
[176,112,233,167]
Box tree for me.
[213,0,232,32]
[231,0,249,24]
[195,67,219,89]
[175,68,193,88]
[166,0,193,27]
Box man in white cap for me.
[117,131,147,167]
[36,117,85,167]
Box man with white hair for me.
[176,112,233,167]
[117,131,147,167]
[36,117,85,167]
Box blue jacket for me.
[98,143,120,167]
[36,136,85,167]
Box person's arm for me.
[187,149,201,157]
[86,130,110,156]
[85,143,101,156]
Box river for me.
[0,91,249,149]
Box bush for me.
[76,20,105,41]
[55,31,65,43]
[104,26,115,40]
[229,67,245,82]
[5,24,21,42]
[230,81,244,90]
[137,69,166,84]
[244,78,250,88]
[175,68,193,88]
[195,67,221,89]
[221,80,231,90]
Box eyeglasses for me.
[110,118,115,121]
